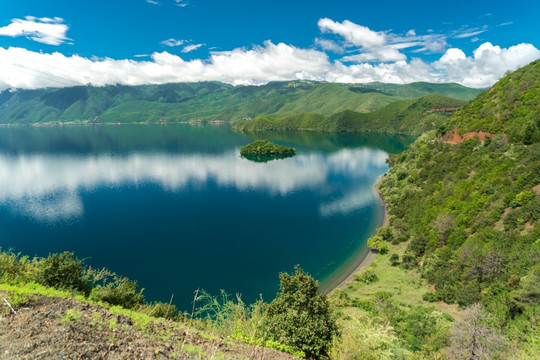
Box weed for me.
[61,309,82,324]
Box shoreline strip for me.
[326,176,389,292]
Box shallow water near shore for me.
[0,125,413,309]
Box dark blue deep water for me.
[0,125,413,309]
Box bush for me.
[515,190,534,207]
[367,235,387,253]
[141,302,180,321]
[377,226,394,242]
[36,252,90,294]
[354,269,379,284]
[90,277,144,309]
[422,292,437,302]
[389,253,400,266]
[401,252,417,269]
[0,249,32,283]
[397,171,408,181]
[266,265,338,359]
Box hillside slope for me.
[234,94,466,135]
[0,81,481,125]
[0,286,297,360]
[440,59,540,144]
[370,59,540,356]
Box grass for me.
[334,242,460,318]
[60,309,82,324]
[0,282,224,359]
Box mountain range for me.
[0,81,482,125]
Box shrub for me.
[401,252,417,269]
[329,289,351,307]
[515,190,534,207]
[378,243,389,255]
[266,265,338,360]
[397,171,408,181]
[422,292,437,302]
[35,252,90,294]
[355,269,379,284]
[377,226,394,242]
[141,301,180,321]
[0,249,32,283]
[367,236,388,253]
[90,277,144,309]
[389,253,400,266]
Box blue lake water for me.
[0,125,413,310]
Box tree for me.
[522,121,539,145]
[266,265,338,359]
[367,236,388,254]
[446,303,508,360]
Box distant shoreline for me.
[325,176,388,292]
[0,120,229,128]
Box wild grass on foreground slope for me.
[0,250,305,359]
[0,282,298,360]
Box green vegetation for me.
[329,240,456,359]
[0,81,481,125]
[345,59,539,358]
[240,140,296,155]
[1,61,538,359]
[1,248,336,358]
[266,265,338,359]
[439,60,540,144]
[234,94,467,135]
[0,250,145,310]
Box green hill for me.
[439,60,540,144]
[0,81,482,125]
[347,59,540,358]
[234,94,467,134]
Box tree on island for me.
[240,140,296,155]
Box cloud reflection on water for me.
[0,148,388,221]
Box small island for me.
[240,140,296,155]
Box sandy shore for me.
[330,176,389,291]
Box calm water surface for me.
[0,125,413,309]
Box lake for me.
[0,125,413,310]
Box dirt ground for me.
[0,291,297,360]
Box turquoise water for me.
[0,125,413,309]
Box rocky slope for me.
[0,289,298,360]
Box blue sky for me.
[0,0,539,89]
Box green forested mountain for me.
[439,60,540,144]
[360,59,540,357]
[234,94,466,134]
[0,81,481,124]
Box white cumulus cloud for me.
[318,18,386,48]
[0,18,538,90]
[435,42,540,87]
[315,38,344,53]
[0,16,70,46]
[182,43,204,53]
[317,18,405,62]
[160,38,186,47]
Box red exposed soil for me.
[442,127,496,144]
